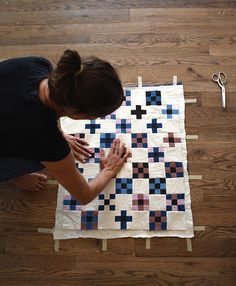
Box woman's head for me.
[48,50,124,118]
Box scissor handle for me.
[218,72,227,84]
[212,73,219,82]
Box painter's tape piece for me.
[47,179,58,185]
[189,175,203,180]
[186,238,192,252]
[146,238,151,249]
[194,226,206,231]
[186,135,199,140]
[185,98,197,104]
[102,239,107,251]
[54,240,60,252]
[138,76,142,87]
[173,75,177,85]
[37,228,53,234]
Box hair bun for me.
[56,49,82,75]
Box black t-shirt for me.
[0,56,70,162]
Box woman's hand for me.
[64,134,93,163]
[100,139,130,177]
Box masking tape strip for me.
[185,98,197,103]
[194,226,206,231]
[186,135,199,140]
[102,239,107,251]
[138,76,142,87]
[145,238,151,249]
[173,75,177,85]
[37,228,53,234]
[186,238,192,252]
[189,175,203,180]
[54,240,60,252]
[47,179,58,185]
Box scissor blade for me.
[221,86,226,109]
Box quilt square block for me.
[132,194,149,211]
[166,194,185,211]
[132,162,149,178]
[146,90,161,105]
[122,90,131,106]
[148,147,164,162]
[149,178,166,194]
[149,211,167,230]
[100,133,116,148]
[116,119,131,133]
[85,148,100,163]
[132,133,148,148]
[131,105,147,119]
[162,105,179,119]
[115,210,133,230]
[81,211,98,230]
[147,119,162,133]
[85,120,101,134]
[116,178,132,194]
[163,132,181,147]
[98,194,116,211]
[165,162,184,178]
[63,195,81,211]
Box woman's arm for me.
[41,139,129,204]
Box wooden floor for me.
[1,1,236,285]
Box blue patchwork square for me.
[148,147,164,162]
[100,133,116,148]
[162,105,179,119]
[146,90,161,105]
[116,178,132,194]
[149,178,166,194]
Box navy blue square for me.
[100,133,116,148]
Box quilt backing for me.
[54,83,194,239]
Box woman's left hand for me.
[64,134,93,163]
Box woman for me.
[0,50,130,204]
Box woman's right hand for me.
[100,139,130,177]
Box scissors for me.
[212,72,227,109]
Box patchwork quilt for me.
[54,83,194,239]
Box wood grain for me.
[0,1,236,286]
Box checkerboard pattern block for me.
[166,194,185,211]
[149,178,166,194]
[132,162,149,178]
[81,211,98,230]
[132,133,148,148]
[149,211,167,230]
[58,84,193,238]
[132,194,149,211]
[116,178,132,194]
[146,90,162,105]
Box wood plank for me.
[0,9,130,26]
[0,0,235,11]
[130,8,209,23]
[135,237,236,257]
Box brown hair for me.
[48,50,124,117]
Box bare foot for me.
[9,173,48,191]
